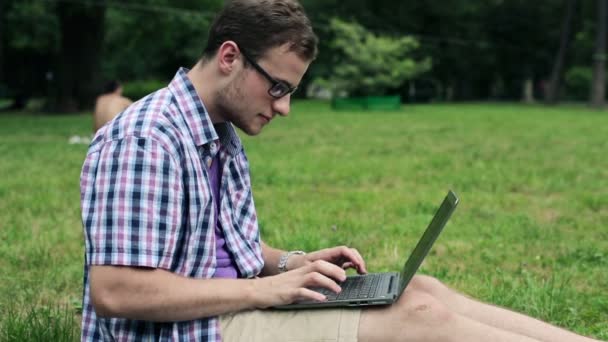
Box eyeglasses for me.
[240,49,297,99]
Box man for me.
[80,1,602,341]
[92,80,132,132]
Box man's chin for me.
[236,123,263,136]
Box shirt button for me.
[206,157,212,167]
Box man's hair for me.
[202,0,317,62]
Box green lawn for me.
[0,101,607,340]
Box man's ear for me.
[217,41,241,75]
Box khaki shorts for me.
[220,308,361,342]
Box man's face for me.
[216,44,311,136]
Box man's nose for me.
[272,94,291,117]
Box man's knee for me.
[399,291,453,323]
[408,274,449,296]
[359,291,455,341]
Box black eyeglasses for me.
[240,49,297,99]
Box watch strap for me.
[277,250,306,273]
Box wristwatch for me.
[278,250,306,273]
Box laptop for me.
[275,190,459,309]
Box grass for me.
[0,101,607,340]
[0,304,79,342]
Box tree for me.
[0,0,4,95]
[482,1,565,102]
[302,0,577,102]
[1,0,222,112]
[546,0,578,104]
[102,0,221,82]
[47,2,106,112]
[590,0,607,108]
[2,0,58,110]
[1,0,104,112]
[316,18,431,97]
[1,0,599,106]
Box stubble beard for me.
[215,72,261,136]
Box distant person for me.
[93,80,132,132]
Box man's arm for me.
[259,241,301,276]
[90,265,257,321]
[89,260,347,321]
[89,243,367,321]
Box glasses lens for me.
[269,83,290,98]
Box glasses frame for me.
[240,49,297,99]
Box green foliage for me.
[102,0,222,80]
[302,1,567,100]
[5,1,59,52]
[317,18,431,97]
[122,79,168,101]
[1,0,600,102]
[3,0,59,97]
[564,66,592,100]
[1,0,222,107]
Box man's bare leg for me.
[358,289,542,342]
[407,275,602,342]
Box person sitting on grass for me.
[92,80,132,133]
[79,1,604,341]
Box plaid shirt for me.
[80,68,264,341]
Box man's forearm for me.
[260,241,309,276]
[260,241,285,276]
[90,265,258,322]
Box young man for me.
[80,1,603,341]
[92,80,132,133]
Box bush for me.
[564,66,592,101]
[122,79,168,101]
[0,83,10,98]
[317,18,431,97]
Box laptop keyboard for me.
[314,274,382,301]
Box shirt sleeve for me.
[80,135,183,269]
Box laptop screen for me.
[398,190,459,294]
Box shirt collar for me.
[168,68,242,156]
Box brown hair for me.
[202,0,318,62]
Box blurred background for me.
[1,0,608,112]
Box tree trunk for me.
[48,2,106,113]
[446,83,454,101]
[0,0,5,97]
[591,0,607,108]
[545,0,577,104]
[522,78,535,103]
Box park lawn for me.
[0,101,606,340]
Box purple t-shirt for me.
[209,149,239,278]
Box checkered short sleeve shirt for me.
[80,68,264,341]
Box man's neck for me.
[187,60,224,124]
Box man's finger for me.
[335,246,367,274]
[342,262,358,272]
[348,248,367,274]
[295,287,328,303]
[303,271,342,294]
[306,260,347,282]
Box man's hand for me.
[288,246,368,275]
[251,259,347,308]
